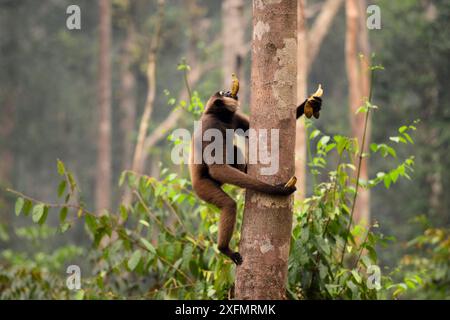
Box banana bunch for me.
[231,73,240,99]
[304,84,323,119]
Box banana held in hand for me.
[284,176,297,188]
[304,84,323,119]
[231,73,240,98]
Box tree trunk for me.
[119,18,137,171]
[235,0,297,300]
[345,0,371,225]
[130,0,165,175]
[295,0,343,202]
[96,0,112,213]
[222,0,246,101]
[0,91,16,223]
[295,0,308,202]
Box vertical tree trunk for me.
[222,0,246,100]
[295,0,343,201]
[119,18,137,171]
[235,0,297,300]
[96,0,112,212]
[345,0,371,225]
[0,91,16,223]
[295,0,308,202]
[130,0,165,175]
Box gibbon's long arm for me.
[233,111,249,131]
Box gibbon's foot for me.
[274,183,297,196]
[220,247,243,265]
[230,252,243,265]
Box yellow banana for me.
[312,84,323,98]
[304,84,323,119]
[231,73,240,98]
[284,176,297,188]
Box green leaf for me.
[59,207,68,223]
[32,204,45,223]
[356,106,368,114]
[68,173,77,192]
[118,171,127,187]
[128,250,142,271]
[351,269,362,284]
[120,205,128,222]
[390,170,399,183]
[85,214,98,234]
[60,222,71,233]
[22,200,33,216]
[398,126,407,133]
[310,129,320,139]
[74,289,85,300]
[57,159,66,176]
[383,175,392,189]
[403,132,414,144]
[15,197,24,216]
[57,180,67,198]
[389,136,400,143]
[140,238,156,255]
[139,220,150,228]
[39,206,49,225]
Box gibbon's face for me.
[205,91,239,114]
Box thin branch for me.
[340,63,375,266]
[142,61,216,152]
[130,0,165,174]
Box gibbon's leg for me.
[208,164,295,195]
[194,178,243,265]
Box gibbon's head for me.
[204,91,239,115]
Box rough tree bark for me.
[235,0,297,300]
[96,0,112,212]
[345,0,371,225]
[295,0,308,201]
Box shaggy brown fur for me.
[189,91,321,265]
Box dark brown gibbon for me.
[189,91,322,265]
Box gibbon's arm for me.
[233,97,322,127]
[208,164,295,195]
[233,111,249,131]
[296,96,322,119]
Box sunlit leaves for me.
[57,159,66,176]
[32,204,46,224]
[128,250,142,271]
[140,238,156,256]
[57,180,67,198]
[15,198,24,216]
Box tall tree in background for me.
[345,0,371,224]
[142,0,217,157]
[130,0,165,175]
[222,0,247,101]
[119,1,137,171]
[295,0,344,201]
[235,0,297,300]
[96,0,112,212]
